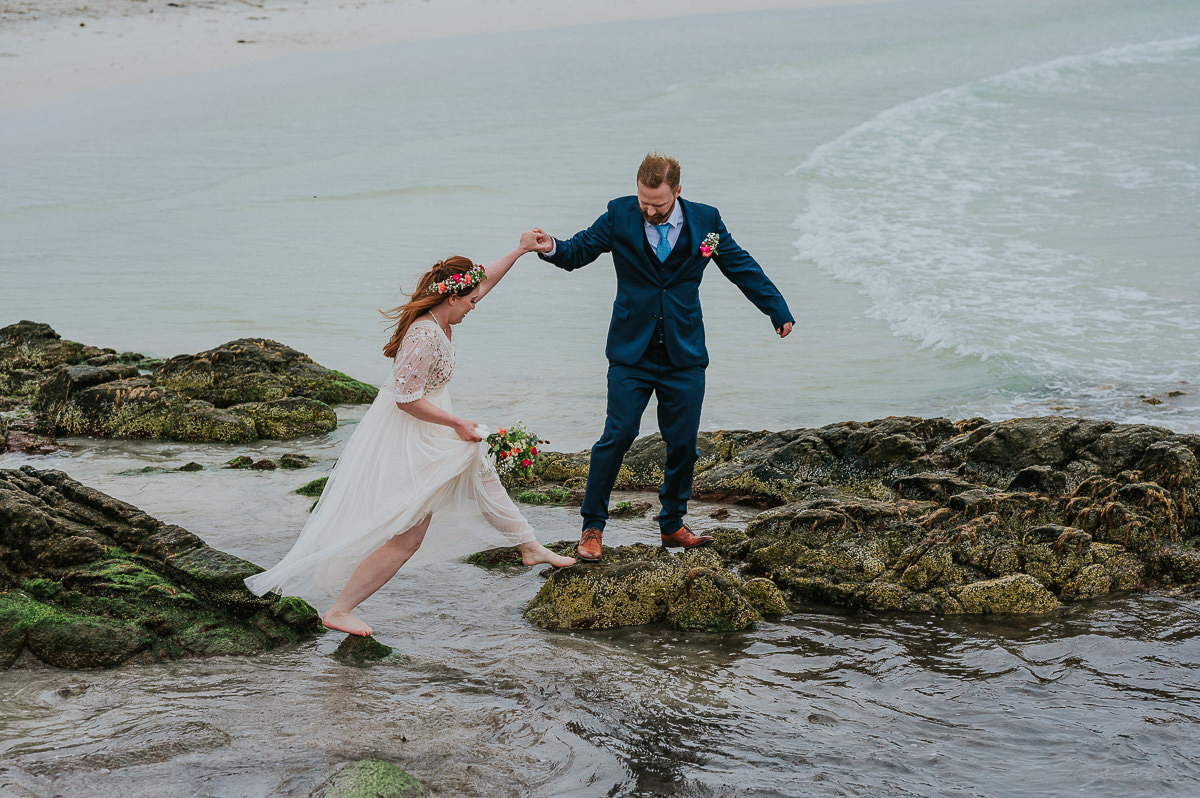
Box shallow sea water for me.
[2,419,1199,796]
[3,0,1200,794]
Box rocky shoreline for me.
[491,415,1200,629]
[0,466,323,669]
[4,322,1199,668]
[1,320,376,449]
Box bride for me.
[244,234,575,636]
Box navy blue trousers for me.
[580,357,705,534]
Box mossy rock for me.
[7,326,374,443]
[270,595,322,627]
[37,535,108,567]
[609,500,652,518]
[165,400,257,443]
[899,546,954,591]
[21,601,151,668]
[532,450,592,483]
[50,376,184,438]
[61,559,203,608]
[466,546,527,568]
[524,551,765,632]
[1059,563,1113,601]
[229,397,337,440]
[525,559,682,630]
[1149,546,1200,585]
[1,467,324,669]
[154,339,376,409]
[0,591,36,667]
[333,634,397,666]
[204,371,292,406]
[168,617,277,657]
[297,476,329,497]
[317,759,430,798]
[855,580,939,613]
[514,485,580,506]
[739,577,790,616]
[666,567,761,632]
[312,371,379,406]
[947,574,1061,615]
[774,573,862,607]
[279,453,314,470]
[162,547,272,612]
[466,541,582,569]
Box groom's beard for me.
[642,207,672,225]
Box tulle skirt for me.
[244,385,536,597]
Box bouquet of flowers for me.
[485,422,546,486]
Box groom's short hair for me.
[637,152,681,191]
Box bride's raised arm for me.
[474,231,544,301]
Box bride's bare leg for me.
[518,540,576,568]
[323,514,432,636]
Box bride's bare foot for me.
[519,543,576,568]
[322,609,374,637]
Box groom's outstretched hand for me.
[777,322,794,338]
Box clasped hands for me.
[519,228,553,254]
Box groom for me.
[530,152,794,562]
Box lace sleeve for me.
[391,324,441,404]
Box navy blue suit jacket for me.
[542,196,794,368]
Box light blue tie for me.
[655,223,672,262]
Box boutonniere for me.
[699,232,719,258]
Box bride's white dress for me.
[244,319,536,597]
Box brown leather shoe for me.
[577,528,604,561]
[661,525,714,549]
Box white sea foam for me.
[791,34,1200,400]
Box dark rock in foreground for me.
[1,320,375,445]
[0,466,323,669]
[333,634,398,666]
[519,416,1200,623]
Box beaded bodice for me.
[392,318,454,403]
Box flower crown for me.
[426,264,487,296]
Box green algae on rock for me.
[297,476,329,497]
[0,466,323,669]
[316,759,430,798]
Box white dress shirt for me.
[644,199,685,253]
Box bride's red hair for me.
[381,256,476,359]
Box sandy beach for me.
[0,0,902,109]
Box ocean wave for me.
[790,34,1200,388]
